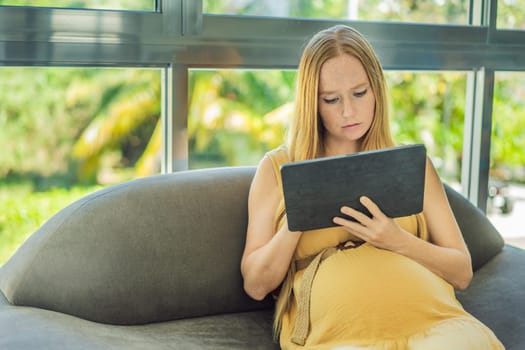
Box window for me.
[0,66,161,264]
[0,0,156,11]
[204,0,469,25]
[2,0,525,263]
[387,71,466,186]
[487,71,525,248]
[188,68,466,190]
[497,0,525,29]
[188,69,294,168]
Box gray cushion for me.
[0,289,278,350]
[457,245,525,350]
[0,166,271,325]
[443,183,505,271]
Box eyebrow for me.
[319,82,369,95]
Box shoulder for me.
[254,145,289,185]
[248,150,284,216]
[265,145,290,165]
[251,146,288,195]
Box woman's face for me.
[318,54,375,155]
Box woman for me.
[240,25,504,350]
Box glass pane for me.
[204,0,468,25]
[0,66,161,265]
[497,0,525,29]
[0,0,156,11]
[387,71,466,186]
[188,69,295,168]
[188,69,466,190]
[488,72,525,249]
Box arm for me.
[241,156,303,301]
[333,157,473,290]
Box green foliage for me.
[204,0,468,23]
[355,0,467,23]
[0,67,161,185]
[188,69,295,168]
[0,0,154,11]
[0,68,91,179]
[388,71,466,181]
[491,73,525,178]
[497,0,525,29]
[70,69,161,183]
[0,181,99,266]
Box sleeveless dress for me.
[267,147,505,350]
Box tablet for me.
[280,144,427,231]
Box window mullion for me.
[162,64,189,173]
[461,68,494,212]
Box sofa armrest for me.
[0,166,272,325]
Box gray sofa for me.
[0,166,523,349]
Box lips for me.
[343,123,360,129]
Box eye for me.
[354,89,368,98]
[322,97,339,104]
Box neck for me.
[323,140,361,157]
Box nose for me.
[342,97,355,118]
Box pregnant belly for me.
[305,244,465,341]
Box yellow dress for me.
[267,147,505,350]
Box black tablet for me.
[280,144,427,231]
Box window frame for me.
[1,0,524,212]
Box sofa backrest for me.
[0,166,504,325]
[443,183,504,271]
[0,166,272,325]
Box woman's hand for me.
[333,158,473,290]
[333,196,411,252]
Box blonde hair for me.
[288,25,395,162]
[274,25,395,337]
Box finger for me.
[332,216,368,238]
[340,205,373,225]
[359,196,386,219]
